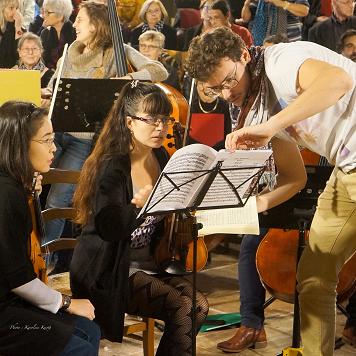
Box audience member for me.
[301,0,329,40]
[19,0,35,30]
[308,0,356,52]
[241,0,309,45]
[130,0,177,50]
[138,30,181,90]
[0,0,24,68]
[12,32,54,87]
[208,0,253,46]
[181,0,213,51]
[339,28,356,61]
[40,0,76,69]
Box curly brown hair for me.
[185,27,247,82]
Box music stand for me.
[140,156,269,356]
[51,78,132,132]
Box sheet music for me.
[196,196,260,235]
[195,150,272,208]
[139,144,272,217]
[143,144,217,214]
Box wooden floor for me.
[98,238,354,356]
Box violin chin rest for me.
[160,260,190,275]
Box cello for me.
[256,149,356,303]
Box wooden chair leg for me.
[142,317,155,356]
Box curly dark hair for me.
[185,27,247,82]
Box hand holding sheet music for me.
[139,144,272,218]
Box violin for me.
[256,148,356,303]
[28,176,47,283]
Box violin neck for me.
[108,0,129,77]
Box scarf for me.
[252,0,288,46]
[142,20,164,34]
[17,59,47,72]
[230,46,277,190]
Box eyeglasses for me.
[43,10,55,16]
[21,47,41,53]
[139,43,161,50]
[131,115,175,126]
[203,63,240,98]
[32,137,55,148]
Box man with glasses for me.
[309,0,356,52]
[186,26,356,355]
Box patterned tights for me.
[126,271,209,356]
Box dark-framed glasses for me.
[132,115,175,126]
[203,63,240,98]
[32,137,55,148]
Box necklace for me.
[198,96,218,113]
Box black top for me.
[0,172,74,356]
[0,22,19,68]
[180,23,203,51]
[70,148,169,342]
[308,15,356,52]
[130,23,178,50]
[40,21,76,69]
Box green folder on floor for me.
[200,313,241,332]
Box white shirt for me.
[264,41,356,173]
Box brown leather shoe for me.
[342,324,356,347]
[217,325,267,353]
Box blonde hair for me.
[0,0,19,36]
[138,30,165,48]
[139,0,168,23]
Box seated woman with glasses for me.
[0,100,100,356]
[12,32,54,88]
[138,30,181,90]
[130,0,177,50]
[39,0,76,69]
[70,81,209,355]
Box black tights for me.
[126,271,209,356]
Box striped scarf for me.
[142,20,164,34]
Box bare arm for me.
[241,0,253,23]
[267,59,353,134]
[266,0,309,17]
[256,137,307,213]
[226,59,354,150]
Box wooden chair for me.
[41,168,155,356]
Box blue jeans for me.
[44,133,92,244]
[60,316,101,356]
[238,230,267,329]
